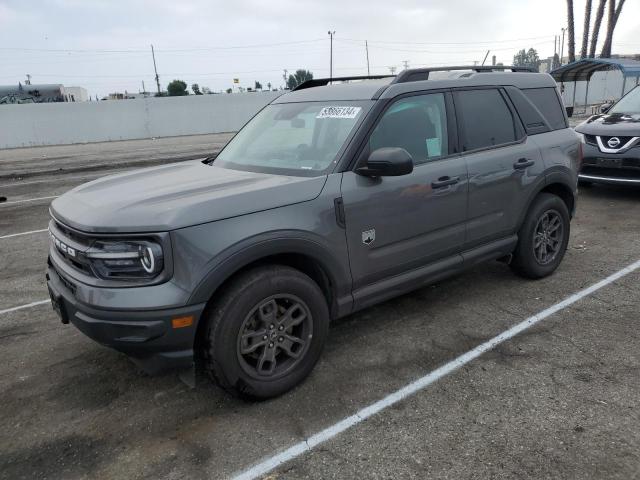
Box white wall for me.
[0,91,282,149]
[560,70,640,108]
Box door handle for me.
[431,176,460,189]
[513,158,535,170]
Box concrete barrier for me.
[0,92,282,149]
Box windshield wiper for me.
[202,154,217,165]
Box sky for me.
[1,0,639,98]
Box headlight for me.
[86,240,164,280]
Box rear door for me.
[340,91,468,300]
[453,88,544,249]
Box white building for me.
[64,86,89,102]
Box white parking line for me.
[0,300,50,315]
[232,258,640,480]
[0,195,58,206]
[0,228,48,240]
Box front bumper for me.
[46,259,206,374]
[580,142,640,185]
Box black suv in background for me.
[47,66,580,399]
[576,85,640,185]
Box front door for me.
[340,92,468,301]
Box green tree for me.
[286,69,314,89]
[254,81,262,90]
[226,88,232,94]
[513,48,541,71]
[191,83,202,95]
[167,80,188,96]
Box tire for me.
[202,265,329,400]
[510,193,570,279]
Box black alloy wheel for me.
[532,209,564,265]
[237,294,313,379]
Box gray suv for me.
[46,66,581,399]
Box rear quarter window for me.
[522,87,567,130]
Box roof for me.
[274,70,556,103]
[272,78,392,103]
[550,58,640,82]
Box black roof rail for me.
[392,65,536,84]
[293,75,395,91]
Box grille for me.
[51,220,94,276]
[49,258,77,296]
[600,136,634,146]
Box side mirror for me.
[357,147,414,177]
[600,103,612,114]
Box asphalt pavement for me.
[0,134,639,480]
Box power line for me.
[0,39,327,54]
[337,34,558,46]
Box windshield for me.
[214,101,370,176]
[609,86,640,114]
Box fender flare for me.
[187,231,353,315]
[516,168,577,230]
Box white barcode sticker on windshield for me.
[316,106,361,119]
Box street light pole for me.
[560,28,566,66]
[328,30,335,82]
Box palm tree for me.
[580,0,592,59]
[589,0,607,58]
[600,0,626,58]
[566,0,576,63]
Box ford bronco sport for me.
[46,66,581,399]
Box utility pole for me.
[365,40,370,76]
[283,69,288,89]
[25,74,31,85]
[481,50,491,66]
[402,60,410,70]
[388,66,397,75]
[328,30,335,82]
[560,28,566,65]
[151,44,161,95]
[141,80,146,94]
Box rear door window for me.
[455,89,519,151]
[522,87,567,130]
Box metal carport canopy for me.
[550,58,640,82]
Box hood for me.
[51,160,327,233]
[575,112,640,136]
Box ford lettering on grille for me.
[49,229,76,257]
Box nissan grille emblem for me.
[607,137,621,149]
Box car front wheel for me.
[202,265,329,399]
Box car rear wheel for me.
[202,265,329,399]
[510,193,570,279]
